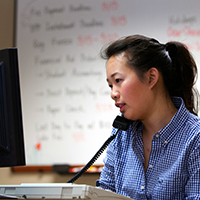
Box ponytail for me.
[165,41,198,115]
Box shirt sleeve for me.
[185,134,200,199]
[96,136,116,192]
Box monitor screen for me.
[0,48,25,167]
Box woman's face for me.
[106,54,152,121]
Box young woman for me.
[96,35,200,199]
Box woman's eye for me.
[115,78,122,83]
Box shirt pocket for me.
[154,173,188,198]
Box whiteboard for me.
[16,0,200,165]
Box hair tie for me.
[162,43,172,62]
[165,43,170,51]
[162,43,168,51]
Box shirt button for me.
[141,186,145,190]
[158,179,163,184]
[149,164,153,169]
[156,134,160,138]
[164,140,168,144]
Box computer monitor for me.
[0,48,25,167]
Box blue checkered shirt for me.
[96,97,200,199]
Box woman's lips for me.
[115,103,126,112]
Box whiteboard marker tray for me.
[0,183,132,200]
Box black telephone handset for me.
[67,115,132,183]
[112,115,132,130]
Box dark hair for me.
[101,35,198,115]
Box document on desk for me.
[0,183,133,200]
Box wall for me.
[0,0,99,186]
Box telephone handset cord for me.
[67,115,131,183]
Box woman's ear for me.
[147,67,159,88]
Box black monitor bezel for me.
[0,48,26,167]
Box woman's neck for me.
[141,96,178,137]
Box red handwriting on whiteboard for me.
[184,41,200,52]
[77,33,119,46]
[96,103,114,112]
[100,33,119,44]
[102,1,119,11]
[111,16,127,26]
[77,35,94,46]
[167,26,200,37]
[196,42,200,51]
[72,132,85,143]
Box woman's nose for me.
[111,89,119,100]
